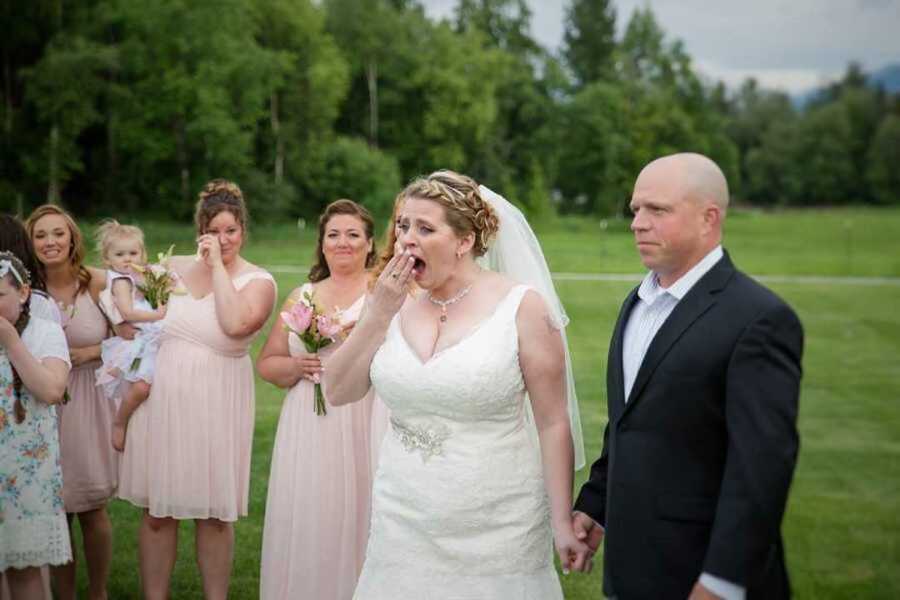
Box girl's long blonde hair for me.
[25,204,92,294]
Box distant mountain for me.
[792,62,900,108]
[870,63,900,93]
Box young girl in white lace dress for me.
[0,252,72,597]
[93,221,167,452]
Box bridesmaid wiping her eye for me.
[117,179,276,600]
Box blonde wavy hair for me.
[25,204,92,294]
[95,219,147,266]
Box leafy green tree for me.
[454,0,537,56]
[563,0,617,88]
[306,136,401,222]
[835,86,887,202]
[796,103,857,204]
[556,81,631,215]
[403,21,500,175]
[520,158,555,224]
[866,114,900,205]
[726,79,795,198]
[106,0,274,217]
[0,0,62,212]
[22,35,115,206]
[744,117,804,205]
[325,0,399,146]
[250,0,349,217]
[454,0,563,216]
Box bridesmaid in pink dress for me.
[258,200,387,600]
[117,179,276,600]
[27,205,117,600]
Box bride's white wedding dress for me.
[353,284,563,599]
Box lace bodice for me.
[372,285,528,428]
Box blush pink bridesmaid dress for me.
[59,291,118,513]
[259,284,388,600]
[118,270,275,521]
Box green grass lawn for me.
[68,207,900,598]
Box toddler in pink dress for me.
[92,221,167,452]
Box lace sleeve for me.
[29,291,62,324]
[21,317,71,368]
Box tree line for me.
[2,0,898,224]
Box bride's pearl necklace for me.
[427,284,473,323]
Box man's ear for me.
[702,203,722,233]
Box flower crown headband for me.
[0,258,28,286]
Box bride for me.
[325,170,588,599]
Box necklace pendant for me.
[439,314,447,323]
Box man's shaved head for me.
[640,153,730,213]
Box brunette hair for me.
[395,170,499,257]
[195,179,249,236]
[0,251,32,423]
[95,219,148,267]
[308,199,376,283]
[25,205,92,294]
[0,214,47,292]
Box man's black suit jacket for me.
[575,251,803,600]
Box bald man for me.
[571,154,803,599]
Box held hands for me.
[572,511,604,552]
[567,511,604,574]
[553,518,594,576]
[196,234,223,268]
[369,248,415,322]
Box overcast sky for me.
[421,0,900,94]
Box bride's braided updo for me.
[397,170,499,257]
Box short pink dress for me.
[58,291,118,513]
[259,285,388,600]
[118,270,275,521]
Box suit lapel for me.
[607,287,639,424]
[616,253,735,424]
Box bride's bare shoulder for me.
[475,271,519,301]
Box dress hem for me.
[118,494,244,523]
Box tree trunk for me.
[47,124,60,204]
[366,58,378,147]
[270,91,283,184]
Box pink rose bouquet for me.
[281,290,343,415]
